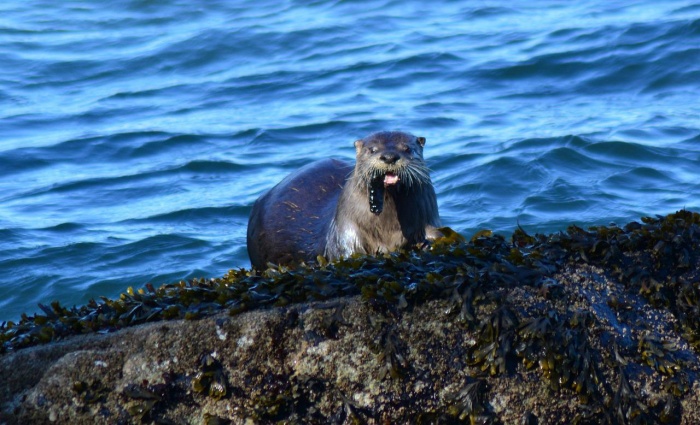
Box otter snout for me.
[379,152,399,165]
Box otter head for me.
[353,131,430,215]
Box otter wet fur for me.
[246,131,441,269]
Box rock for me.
[2,210,700,424]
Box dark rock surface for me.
[2,211,700,424]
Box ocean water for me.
[1,0,700,322]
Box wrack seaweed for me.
[2,210,700,423]
[2,210,700,358]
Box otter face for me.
[353,131,430,215]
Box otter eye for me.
[369,146,378,153]
[402,145,411,153]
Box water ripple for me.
[1,0,700,321]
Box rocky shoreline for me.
[2,210,700,424]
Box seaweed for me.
[191,353,228,400]
[122,373,184,423]
[445,378,498,424]
[72,379,109,407]
[371,325,409,380]
[245,376,332,423]
[203,413,231,425]
[469,306,518,376]
[638,332,682,376]
[514,309,603,401]
[611,367,655,425]
[3,210,700,422]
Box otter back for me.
[247,159,352,268]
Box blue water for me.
[1,1,700,322]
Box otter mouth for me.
[368,172,399,215]
[383,172,399,186]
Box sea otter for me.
[246,131,440,269]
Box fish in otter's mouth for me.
[368,172,400,215]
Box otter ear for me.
[354,139,364,155]
[416,136,426,147]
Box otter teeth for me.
[384,172,399,186]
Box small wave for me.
[124,133,205,158]
[0,150,52,175]
[536,146,612,174]
[504,135,588,153]
[463,6,518,19]
[15,158,245,199]
[0,131,180,174]
[471,16,700,97]
[96,234,210,266]
[584,141,673,165]
[124,205,249,224]
[675,133,700,151]
[179,160,246,173]
[602,167,675,189]
[41,222,85,232]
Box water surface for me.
[1,0,700,321]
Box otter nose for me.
[379,152,399,164]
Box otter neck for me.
[325,175,429,260]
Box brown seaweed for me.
[3,210,700,423]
